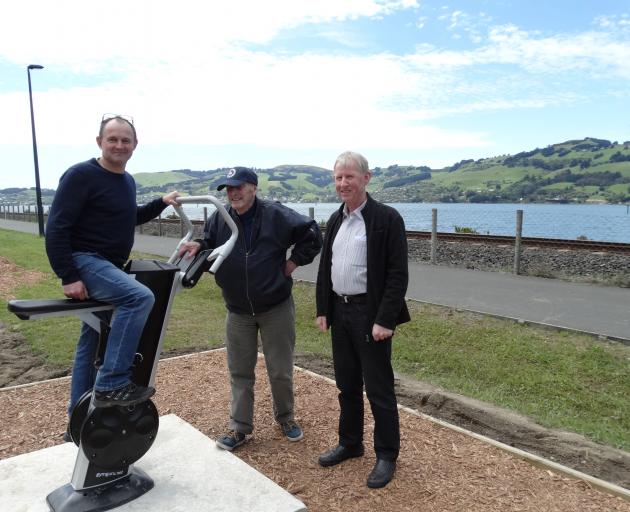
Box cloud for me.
[479,25,630,77]
[594,13,630,30]
[374,17,630,126]
[0,0,418,68]
[0,0,482,153]
[3,48,487,152]
[406,22,630,75]
[415,16,427,29]
[2,1,629,178]
[437,7,493,42]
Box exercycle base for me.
[46,467,153,512]
[0,414,306,512]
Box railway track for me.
[406,231,630,253]
[153,218,630,254]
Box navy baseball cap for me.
[216,167,258,190]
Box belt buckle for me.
[342,295,350,303]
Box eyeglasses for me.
[99,113,137,140]
[101,113,134,125]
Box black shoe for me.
[93,383,155,408]
[62,426,72,443]
[318,444,364,467]
[367,459,396,488]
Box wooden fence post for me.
[431,208,438,264]
[514,209,523,275]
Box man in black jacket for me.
[178,167,322,451]
[316,151,410,488]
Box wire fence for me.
[2,202,629,284]
[4,202,629,243]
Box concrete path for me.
[293,258,630,342]
[2,218,628,341]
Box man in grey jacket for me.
[179,167,322,450]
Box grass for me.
[389,303,630,450]
[0,231,227,363]
[1,228,629,451]
[132,171,196,187]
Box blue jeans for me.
[68,252,155,413]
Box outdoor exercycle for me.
[7,196,237,512]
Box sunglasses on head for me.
[101,113,134,125]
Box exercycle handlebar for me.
[167,195,238,274]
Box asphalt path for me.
[2,218,628,342]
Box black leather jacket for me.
[316,194,410,333]
[198,198,322,315]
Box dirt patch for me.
[2,350,629,512]
[0,323,68,387]
[0,258,69,387]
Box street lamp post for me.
[27,64,45,237]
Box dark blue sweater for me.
[45,158,167,284]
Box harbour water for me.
[166,202,630,243]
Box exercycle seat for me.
[7,299,111,320]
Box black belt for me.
[335,293,367,304]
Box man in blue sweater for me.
[45,114,179,414]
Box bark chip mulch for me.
[1,350,628,512]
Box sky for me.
[1,0,629,189]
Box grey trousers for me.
[225,296,296,434]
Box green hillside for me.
[2,138,630,204]
[371,138,630,204]
[133,165,338,203]
[135,138,628,204]
[131,170,196,187]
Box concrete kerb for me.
[3,347,629,501]
[0,374,71,392]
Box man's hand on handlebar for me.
[178,241,202,259]
[63,281,89,300]
[162,190,181,206]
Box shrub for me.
[454,226,478,234]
